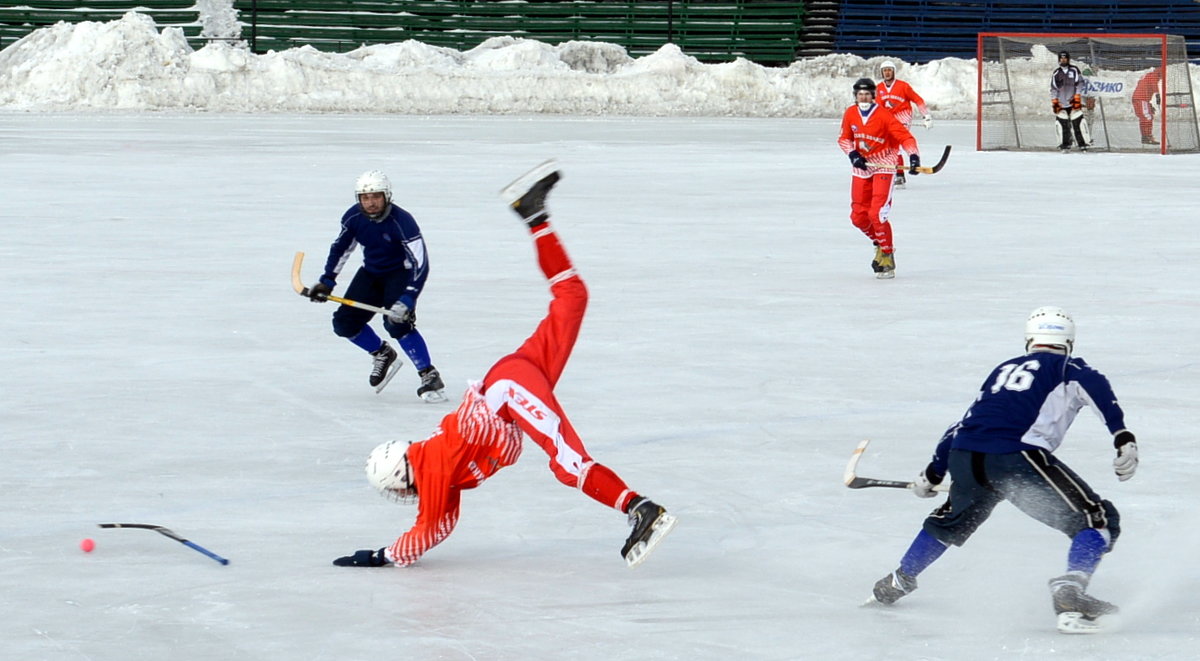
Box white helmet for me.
[365,440,417,504]
[354,170,393,204]
[880,60,897,74]
[1024,306,1075,353]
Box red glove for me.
[1052,99,1062,113]
[1071,94,1082,110]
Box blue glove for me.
[848,150,868,169]
[332,548,390,567]
[908,154,921,175]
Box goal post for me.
[977,32,1199,154]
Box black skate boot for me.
[621,496,678,568]
[416,366,447,402]
[871,568,917,605]
[500,160,561,228]
[369,343,399,387]
[895,170,906,187]
[1049,573,1117,633]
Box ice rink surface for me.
[2,114,1198,660]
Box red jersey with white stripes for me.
[386,384,524,566]
[876,79,927,126]
[838,103,919,177]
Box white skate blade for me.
[1056,612,1105,634]
[500,159,560,206]
[624,513,677,568]
[373,359,405,394]
[419,389,448,403]
[876,271,895,280]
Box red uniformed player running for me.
[876,61,931,186]
[332,161,677,570]
[838,78,921,279]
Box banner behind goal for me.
[977,33,1199,154]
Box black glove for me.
[307,281,331,302]
[908,154,921,175]
[1071,93,1082,110]
[332,548,390,567]
[1052,99,1062,113]
[848,150,868,170]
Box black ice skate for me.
[621,496,677,568]
[500,159,561,228]
[370,343,402,392]
[1049,573,1118,634]
[416,366,447,403]
[868,568,917,605]
[895,170,906,188]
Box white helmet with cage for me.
[365,440,417,504]
[880,60,897,75]
[354,170,393,204]
[1024,306,1075,354]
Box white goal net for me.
[977,33,1199,154]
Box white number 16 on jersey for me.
[990,360,1041,393]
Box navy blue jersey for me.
[930,351,1127,475]
[320,203,429,306]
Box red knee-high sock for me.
[580,462,636,511]
[532,223,575,282]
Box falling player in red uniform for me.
[332,160,677,570]
[1132,68,1164,146]
[838,78,920,279]
[876,61,931,187]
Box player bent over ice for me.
[332,161,676,570]
[869,307,1138,634]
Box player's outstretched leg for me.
[501,159,561,228]
[621,496,677,568]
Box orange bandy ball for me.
[80,538,95,553]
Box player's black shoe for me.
[369,343,398,387]
[1049,574,1117,619]
[871,568,918,605]
[621,496,677,567]
[501,160,561,228]
[416,366,446,402]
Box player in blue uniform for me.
[306,170,445,401]
[870,307,1139,633]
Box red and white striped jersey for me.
[876,79,928,126]
[838,104,919,177]
[386,381,524,566]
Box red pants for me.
[481,226,635,511]
[1133,99,1155,138]
[849,174,896,253]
